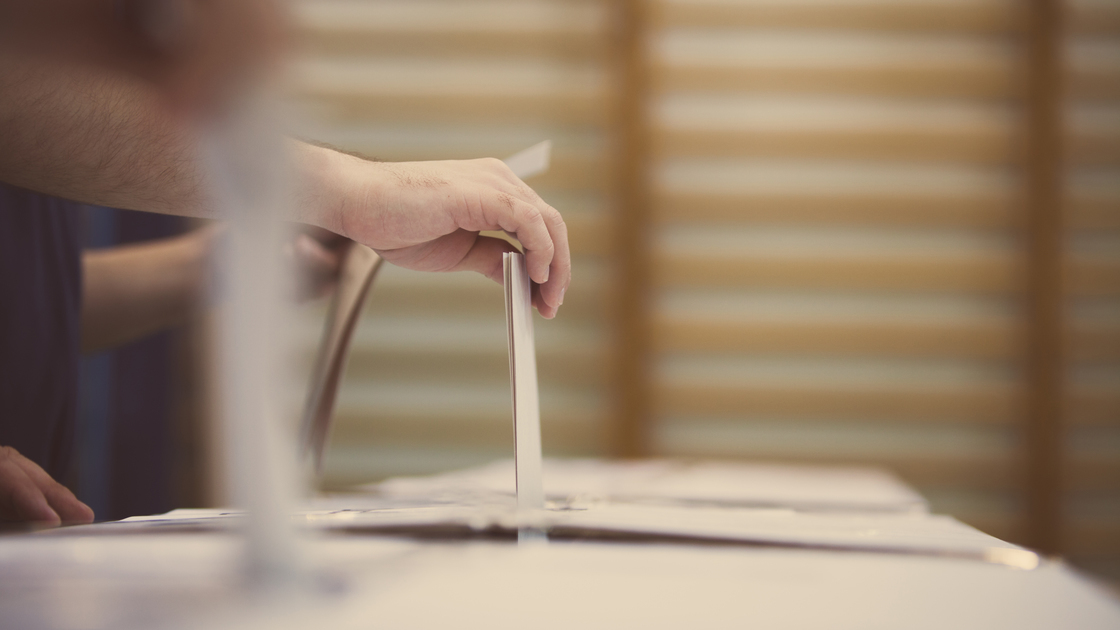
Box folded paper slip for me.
[504,252,544,510]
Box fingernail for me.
[559,288,566,305]
[542,268,550,284]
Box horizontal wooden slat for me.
[1070,129,1120,167]
[1068,387,1120,427]
[654,0,1113,36]
[1069,0,1120,35]
[654,190,1017,229]
[654,380,1118,427]
[655,251,1020,294]
[650,444,1120,492]
[645,450,1020,490]
[1069,192,1120,230]
[652,61,1018,99]
[343,347,606,388]
[1068,457,1120,492]
[655,190,1116,230]
[651,0,1019,34]
[1069,324,1120,362]
[294,0,604,59]
[565,212,613,256]
[653,126,1017,164]
[296,89,607,125]
[308,147,608,193]
[1068,257,1120,297]
[655,381,1019,424]
[298,26,603,61]
[331,410,602,450]
[1069,66,1120,101]
[656,317,1119,362]
[1066,518,1120,555]
[654,316,1020,360]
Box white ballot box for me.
[3,458,1120,630]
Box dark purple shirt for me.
[0,182,82,482]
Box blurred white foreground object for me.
[205,98,302,588]
[504,252,544,513]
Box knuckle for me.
[480,157,506,171]
[519,202,543,225]
[516,184,540,201]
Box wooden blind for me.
[640,0,1119,581]
[1063,0,1120,587]
[641,0,1030,546]
[286,0,1120,586]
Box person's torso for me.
[0,182,83,482]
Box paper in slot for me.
[504,252,544,511]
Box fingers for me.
[478,161,570,317]
[452,235,564,319]
[10,448,95,524]
[287,232,344,301]
[0,446,94,526]
[294,233,342,276]
[493,196,554,284]
[443,234,520,284]
[536,204,570,316]
[0,446,59,525]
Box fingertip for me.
[54,493,95,525]
[70,502,96,525]
[12,485,60,527]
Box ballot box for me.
[3,458,1119,629]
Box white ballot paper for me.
[502,140,551,180]
[504,252,544,511]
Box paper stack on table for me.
[100,457,1028,569]
[373,458,928,513]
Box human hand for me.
[191,223,346,303]
[320,153,571,319]
[0,446,94,526]
[285,226,347,302]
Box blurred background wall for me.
[165,0,1117,586]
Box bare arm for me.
[0,53,208,218]
[81,226,215,353]
[0,54,570,317]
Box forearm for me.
[0,53,211,217]
[81,227,215,353]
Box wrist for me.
[292,141,362,238]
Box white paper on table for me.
[374,458,928,514]
[93,495,1034,569]
[504,253,544,511]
